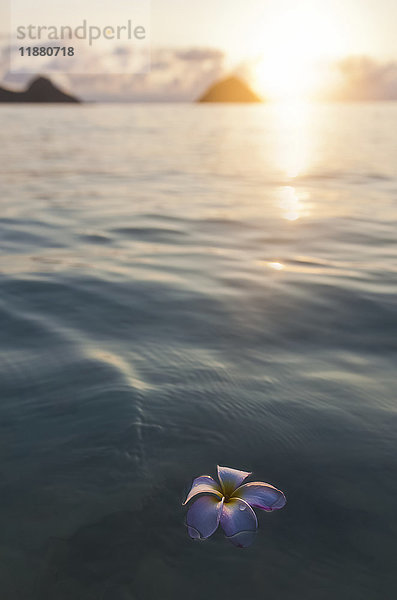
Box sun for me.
[255,53,319,102]
[251,8,347,101]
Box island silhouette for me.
[198,75,262,103]
[0,77,80,103]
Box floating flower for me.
[183,465,286,548]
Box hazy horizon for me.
[2,0,397,102]
[3,52,397,103]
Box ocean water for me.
[0,103,396,599]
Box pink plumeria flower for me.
[183,465,286,548]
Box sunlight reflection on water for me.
[271,100,314,179]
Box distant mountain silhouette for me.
[0,77,80,103]
[198,76,262,103]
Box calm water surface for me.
[0,103,396,599]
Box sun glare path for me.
[271,100,313,179]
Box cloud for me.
[2,46,397,102]
[0,44,226,102]
[320,56,397,101]
[73,47,225,102]
[174,48,224,62]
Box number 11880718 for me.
[19,47,75,57]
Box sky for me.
[1,0,397,101]
[2,0,397,58]
[149,0,397,60]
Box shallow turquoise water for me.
[0,103,396,599]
